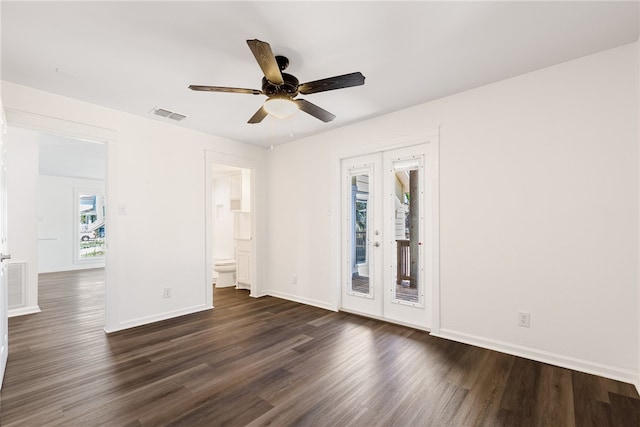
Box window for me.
[75,189,105,261]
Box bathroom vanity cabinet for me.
[235,238,252,287]
[229,170,250,212]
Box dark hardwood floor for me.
[1,268,639,426]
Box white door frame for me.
[0,100,8,389]
[331,126,440,333]
[204,150,261,303]
[3,108,118,332]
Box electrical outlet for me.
[292,275,297,285]
[163,288,172,298]
[518,311,530,328]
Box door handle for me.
[0,253,11,262]
[372,242,381,247]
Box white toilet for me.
[213,259,237,288]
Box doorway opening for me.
[5,126,107,323]
[205,151,257,307]
[38,132,106,273]
[211,164,252,290]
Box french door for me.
[341,144,434,329]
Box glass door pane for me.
[390,159,422,305]
[350,173,370,295]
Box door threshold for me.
[339,307,431,333]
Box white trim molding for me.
[261,289,338,313]
[104,304,212,334]
[3,108,116,144]
[8,306,41,318]
[433,328,639,386]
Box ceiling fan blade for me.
[246,39,284,86]
[189,85,262,95]
[298,72,365,95]
[248,106,268,124]
[295,99,336,123]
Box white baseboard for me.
[39,264,105,273]
[8,305,41,318]
[433,328,638,386]
[260,289,337,312]
[104,304,212,333]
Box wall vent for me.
[8,262,26,309]
[151,107,187,122]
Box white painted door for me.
[0,103,9,389]
[341,144,434,329]
[341,153,384,318]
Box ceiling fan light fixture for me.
[263,96,298,119]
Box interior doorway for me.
[5,126,107,320]
[211,163,252,290]
[341,144,436,330]
[39,134,106,273]
[205,151,257,307]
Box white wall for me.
[38,175,105,273]
[266,42,639,383]
[6,127,39,315]
[1,80,267,332]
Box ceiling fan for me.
[189,39,365,124]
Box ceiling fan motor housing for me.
[262,73,299,98]
[275,55,289,71]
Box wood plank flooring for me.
[1,268,639,426]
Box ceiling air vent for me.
[151,107,187,122]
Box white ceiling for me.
[2,1,638,148]
[38,133,105,181]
